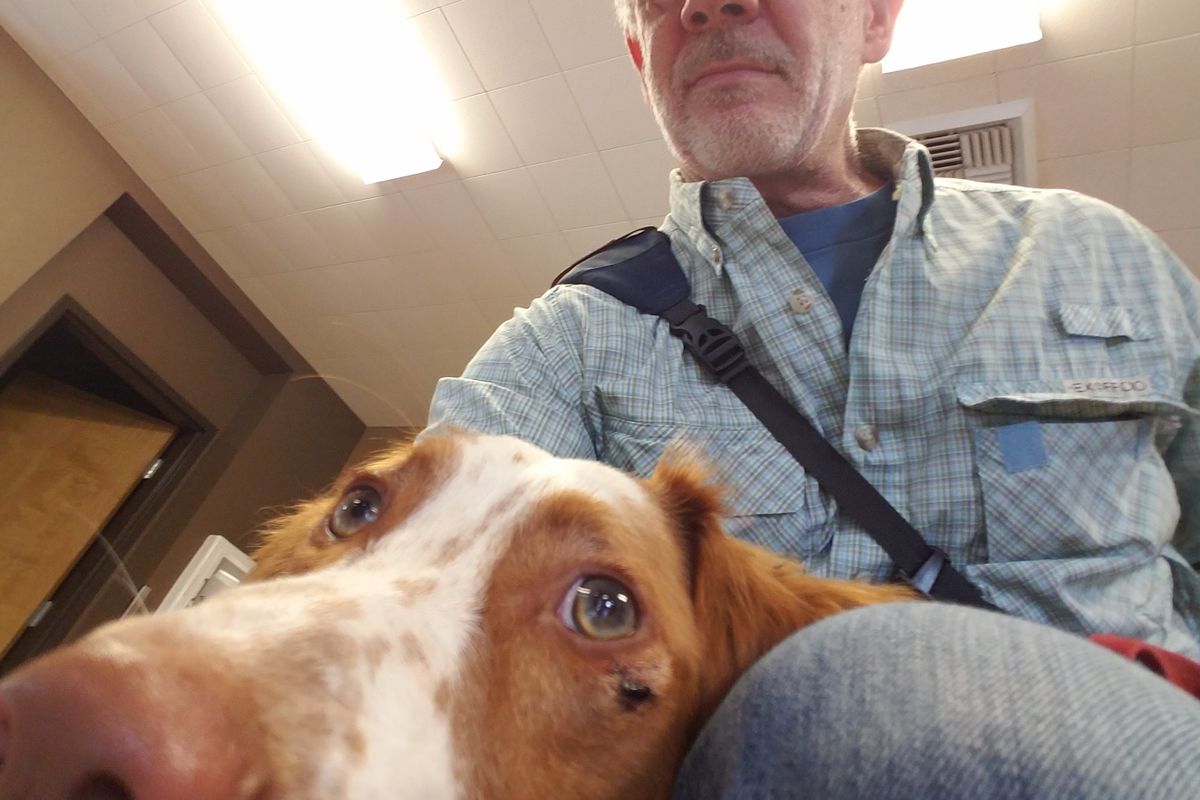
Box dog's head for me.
[0,432,912,800]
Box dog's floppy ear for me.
[645,448,916,733]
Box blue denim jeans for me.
[674,603,1200,799]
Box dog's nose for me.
[0,643,270,800]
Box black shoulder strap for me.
[557,228,999,611]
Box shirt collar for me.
[666,128,936,270]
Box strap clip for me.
[669,304,750,383]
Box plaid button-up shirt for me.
[428,128,1200,658]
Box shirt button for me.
[854,424,879,451]
[718,189,736,210]
[709,243,721,262]
[788,289,814,314]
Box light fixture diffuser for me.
[209,0,453,182]
[882,0,1043,74]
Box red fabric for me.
[1090,634,1200,700]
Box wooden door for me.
[0,372,176,655]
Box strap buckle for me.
[669,304,749,383]
[902,547,948,598]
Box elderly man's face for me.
[630,0,892,180]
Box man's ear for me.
[863,0,905,64]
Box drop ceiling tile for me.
[1160,229,1200,276]
[391,250,470,306]
[502,231,574,294]
[491,74,596,164]
[463,168,557,239]
[403,180,494,247]
[71,0,143,37]
[305,142,387,202]
[194,227,254,279]
[398,0,440,15]
[600,138,676,221]
[211,157,296,220]
[998,50,1132,160]
[1038,149,1131,209]
[122,106,206,174]
[0,1,51,56]
[995,0,1134,70]
[206,221,293,275]
[384,302,493,352]
[475,295,531,331]
[562,221,634,259]
[409,9,482,100]
[529,153,627,230]
[106,20,199,104]
[443,0,559,90]
[136,0,182,13]
[529,0,626,71]
[270,258,411,316]
[206,75,302,153]
[879,53,995,95]
[15,0,98,56]
[1133,36,1200,146]
[161,92,251,166]
[63,39,154,118]
[370,159,462,194]
[1136,0,1200,43]
[258,213,339,270]
[1130,139,1200,232]
[445,242,528,300]
[256,142,346,212]
[441,93,522,178]
[46,55,117,126]
[350,194,437,256]
[302,205,378,265]
[566,56,659,150]
[257,269,327,316]
[108,120,172,186]
[175,167,249,231]
[878,75,998,125]
[148,176,210,229]
[149,0,251,89]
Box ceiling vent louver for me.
[913,123,1015,184]
[890,99,1036,187]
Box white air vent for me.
[890,100,1036,187]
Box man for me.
[428,1,1200,796]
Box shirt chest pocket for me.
[601,421,825,557]
[956,382,1194,564]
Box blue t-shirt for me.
[777,182,898,348]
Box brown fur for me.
[251,436,452,579]
[450,447,916,800]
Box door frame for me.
[0,297,213,672]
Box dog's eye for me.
[327,486,382,539]
[562,576,638,640]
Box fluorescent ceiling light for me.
[209,0,453,183]
[882,0,1043,73]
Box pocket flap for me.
[956,379,1196,419]
[1058,303,1151,341]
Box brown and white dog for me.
[0,432,913,800]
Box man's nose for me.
[680,0,760,33]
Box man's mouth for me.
[688,60,778,90]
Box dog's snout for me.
[0,644,270,800]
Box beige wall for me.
[0,24,364,652]
[852,0,1200,274]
